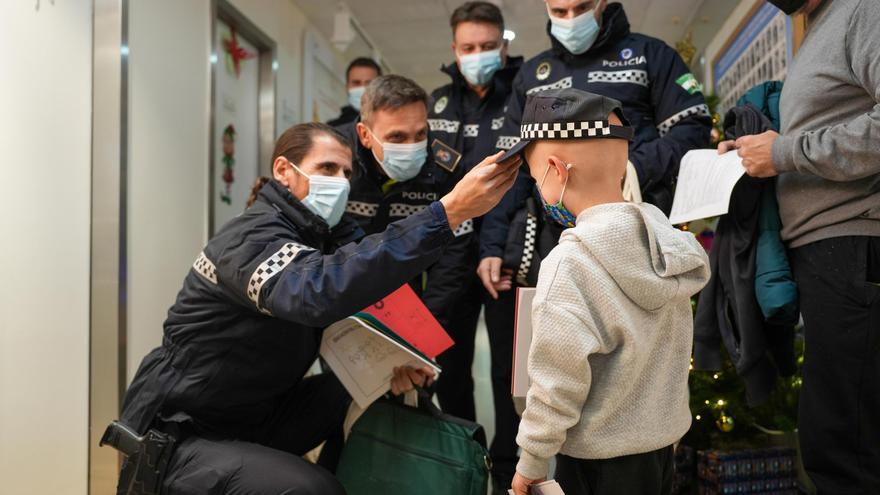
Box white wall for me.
[0,1,92,493]
[125,0,349,379]
[126,0,213,380]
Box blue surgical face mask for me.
[368,128,427,182]
[348,86,366,111]
[538,163,577,228]
[458,48,503,86]
[291,162,350,228]
[548,8,600,55]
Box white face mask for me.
[290,162,350,228]
[348,86,366,111]
[548,7,601,55]
[367,128,428,182]
[458,49,503,86]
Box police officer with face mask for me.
[328,57,382,128]
[103,121,519,495]
[425,3,524,493]
[477,0,711,372]
[337,75,475,337]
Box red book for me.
[361,284,455,359]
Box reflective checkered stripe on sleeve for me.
[193,251,218,284]
[247,242,313,314]
[453,219,474,237]
[656,103,710,137]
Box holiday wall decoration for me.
[220,124,236,205]
[223,29,255,79]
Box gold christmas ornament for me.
[676,31,696,67]
[716,413,735,432]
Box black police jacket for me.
[481,2,711,259]
[119,179,456,435]
[327,105,359,128]
[338,121,474,330]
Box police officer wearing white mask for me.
[425,3,524,493]
[328,57,382,128]
[338,75,476,356]
[102,121,520,494]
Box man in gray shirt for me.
[721,0,879,492]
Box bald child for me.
[501,89,710,495]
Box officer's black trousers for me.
[434,276,521,492]
[790,236,880,495]
[555,446,674,495]
[161,373,349,495]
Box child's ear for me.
[547,155,571,185]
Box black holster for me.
[100,420,177,495]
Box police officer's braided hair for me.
[246,122,349,209]
[360,75,429,125]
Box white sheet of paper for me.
[512,287,537,398]
[669,150,746,225]
[320,317,438,408]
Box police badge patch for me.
[431,138,462,173]
[434,96,448,114]
[536,61,551,81]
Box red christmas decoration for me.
[222,29,256,79]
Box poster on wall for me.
[713,1,794,115]
[213,20,260,233]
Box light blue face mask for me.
[291,163,350,228]
[549,8,600,55]
[348,86,366,111]
[458,48,503,86]
[368,129,427,182]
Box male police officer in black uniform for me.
[327,57,382,128]
[339,75,474,333]
[426,3,524,492]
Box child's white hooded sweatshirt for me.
[516,202,711,480]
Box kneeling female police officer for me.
[109,122,518,494]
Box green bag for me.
[336,392,491,495]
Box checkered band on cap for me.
[521,120,615,139]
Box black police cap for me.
[498,88,634,163]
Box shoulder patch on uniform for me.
[675,73,703,95]
[536,61,552,81]
[434,96,448,114]
[431,138,462,173]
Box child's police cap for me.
[498,88,634,163]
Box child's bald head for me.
[524,110,628,208]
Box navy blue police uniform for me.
[338,120,475,333]
[482,2,712,262]
[427,56,526,490]
[327,104,359,128]
[116,179,457,494]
